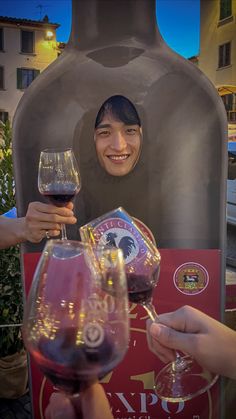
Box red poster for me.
[24,249,222,419]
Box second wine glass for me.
[38,148,81,240]
[80,207,218,402]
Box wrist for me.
[15,217,27,243]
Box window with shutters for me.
[17,68,40,89]
[222,93,236,123]
[0,111,8,123]
[218,42,231,68]
[0,28,3,51]
[0,66,4,89]
[220,0,232,20]
[21,30,34,53]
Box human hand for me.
[147,305,236,379]
[45,383,114,419]
[22,201,77,243]
[45,392,81,419]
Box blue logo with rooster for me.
[97,221,140,265]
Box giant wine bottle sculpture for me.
[13,0,227,253]
[13,2,226,417]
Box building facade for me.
[0,16,59,123]
[198,0,236,124]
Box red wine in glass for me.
[42,182,80,207]
[127,272,158,305]
[23,240,129,396]
[31,327,123,394]
[38,149,81,240]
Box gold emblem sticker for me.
[173,262,209,295]
[83,322,105,348]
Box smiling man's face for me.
[94,114,142,176]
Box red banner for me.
[24,249,222,419]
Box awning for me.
[217,85,236,96]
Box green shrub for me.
[0,120,15,213]
[0,121,24,357]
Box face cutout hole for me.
[94,95,142,176]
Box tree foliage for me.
[0,121,24,357]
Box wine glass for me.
[22,240,129,395]
[80,207,161,321]
[126,219,218,402]
[80,207,218,401]
[38,148,81,240]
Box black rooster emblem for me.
[106,232,136,259]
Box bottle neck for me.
[69,0,161,49]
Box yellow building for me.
[198,0,236,128]
[0,15,60,123]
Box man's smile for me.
[106,154,130,162]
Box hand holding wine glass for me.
[23,240,129,395]
[148,305,236,380]
[112,210,218,402]
[80,207,218,402]
[38,149,81,240]
[126,219,218,402]
[45,383,114,419]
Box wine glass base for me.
[154,355,219,402]
[52,240,80,259]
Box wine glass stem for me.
[61,223,67,240]
[144,302,188,372]
[172,352,189,373]
[143,302,159,322]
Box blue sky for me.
[0,0,200,58]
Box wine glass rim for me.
[45,239,123,253]
[40,148,73,154]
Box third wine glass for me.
[23,240,129,395]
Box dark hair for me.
[95,95,141,128]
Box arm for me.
[45,383,114,419]
[0,202,77,249]
[0,216,25,249]
[147,305,236,380]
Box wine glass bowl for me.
[126,245,161,321]
[81,207,161,319]
[38,148,81,239]
[23,240,129,395]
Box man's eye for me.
[126,128,138,135]
[97,130,110,137]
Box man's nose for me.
[111,131,127,151]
